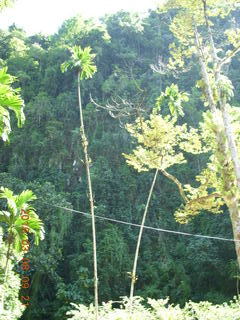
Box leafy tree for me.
[157,0,240,268]
[124,84,202,299]
[56,15,110,46]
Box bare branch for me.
[90,94,146,125]
[218,45,240,71]
[160,169,188,203]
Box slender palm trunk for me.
[77,72,98,319]
[0,239,11,311]
[130,169,158,302]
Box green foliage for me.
[155,84,189,117]
[0,67,25,141]
[56,15,110,45]
[0,187,44,251]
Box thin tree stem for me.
[77,72,98,320]
[130,169,158,303]
[202,0,219,64]
[0,239,11,311]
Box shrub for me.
[66,296,240,320]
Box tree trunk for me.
[77,72,99,319]
[0,239,11,311]
[220,99,240,189]
[130,169,158,302]
[201,0,240,189]
[228,202,240,268]
[194,29,240,269]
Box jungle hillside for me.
[0,0,240,319]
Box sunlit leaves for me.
[0,67,25,141]
[123,111,205,172]
[217,75,234,101]
[175,165,225,224]
[158,0,240,71]
[66,296,240,319]
[57,15,110,45]
[124,95,240,224]
[175,106,240,223]
[118,12,145,33]
[225,28,240,48]
[0,0,15,11]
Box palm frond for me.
[16,189,37,209]
[0,67,25,141]
[0,187,17,215]
[61,46,97,79]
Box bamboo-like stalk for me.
[77,71,99,319]
[0,237,11,311]
[129,169,158,303]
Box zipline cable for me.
[44,202,240,243]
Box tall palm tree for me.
[61,46,99,319]
[0,187,44,310]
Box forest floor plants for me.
[66,296,240,320]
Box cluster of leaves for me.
[0,0,15,11]
[123,88,202,173]
[0,187,44,251]
[0,67,24,141]
[155,84,189,117]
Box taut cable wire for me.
[44,202,240,243]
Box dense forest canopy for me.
[0,1,240,319]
